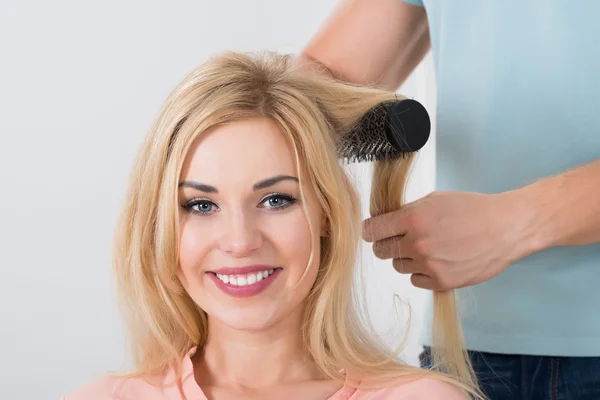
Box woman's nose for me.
[218,211,263,257]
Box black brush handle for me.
[384,99,431,153]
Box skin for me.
[176,117,341,399]
[297,0,600,291]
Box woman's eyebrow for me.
[252,175,299,190]
[178,175,299,193]
[178,181,217,193]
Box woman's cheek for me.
[264,209,320,274]
[178,219,212,280]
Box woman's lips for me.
[207,267,282,298]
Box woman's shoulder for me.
[351,377,469,399]
[61,375,125,400]
[61,374,167,400]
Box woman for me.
[63,51,482,399]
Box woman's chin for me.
[209,306,284,332]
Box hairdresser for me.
[294,1,600,399]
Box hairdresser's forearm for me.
[292,54,335,79]
[296,0,430,90]
[507,159,600,257]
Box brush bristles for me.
[339,150,410,164]
[337,102,407,163]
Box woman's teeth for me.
[215,269,275,286]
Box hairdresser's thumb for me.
[363,207,412,243]
[362,215,384,243]
[362,218,374,242]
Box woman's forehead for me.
[180,117,300,185]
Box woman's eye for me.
[260,194,296,209]
[185,200,218,214]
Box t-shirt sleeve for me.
[401,0,424,7]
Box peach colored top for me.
[62,347,467,399]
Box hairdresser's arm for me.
[514,158,600,250]
[295,0,430,90]
[362,159,600,291]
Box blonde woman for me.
[63,51,483,400]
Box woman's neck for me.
[193,308,324,390]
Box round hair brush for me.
[337,98,431,163]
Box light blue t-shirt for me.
[401,0,600,356]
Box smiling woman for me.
[176,117,325,332]
[62,51,482,400]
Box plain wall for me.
[0,1,437,398]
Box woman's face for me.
[177,117,324,331]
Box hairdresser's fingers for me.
[410,273,436,290]
[362,207,412,243]
[392,258,421,274]
[371,235,409,259]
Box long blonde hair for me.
[113,51,482,398]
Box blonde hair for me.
[113,51,482,398]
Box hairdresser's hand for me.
[362,191,536,291]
